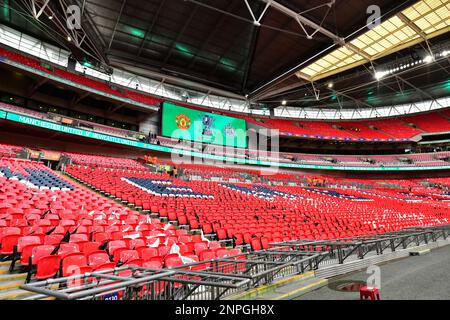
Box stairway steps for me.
[0,278,26,291]
[0,268,11,275]
[0,273,27,282]
[0,288,36,300]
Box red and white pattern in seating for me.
[66,163,450,251]
[0,159,231,282]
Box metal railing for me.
[20,226,449,300]
[270,226,448,265]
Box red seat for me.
[199,250,216,261]
[202,223,213,234]
[251,238,262,251]
[128,239,146,249]
[0,234,21,255]
[157,245,170,257]
[30,245,55,265]
[215,248,228,258]
[261,237,271,249]
[165,256,183,268]
[88,251,110,268]
[17,236,41,253]
[208,241,221,250]
[108,240,127,255]
[81,242,100,256]
[0,227,21,242]
[194,242,208,255]
[217,229,227,240]
[44,234,64,245]
[34,255,61,281]
[124,258,143,267]
[93,232,110,243]
[62,253,88,276]
[70,234,89,243]
[67,266,93,288]
[19,244,41,268]
[93,262,116,271]
[138,247,159,261]
[58,243,80,258]
[360,286,381,300]
[119,250,139,263]
[143,260,163,269]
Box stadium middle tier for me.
[0,158,236,282]
[66,164,450,250]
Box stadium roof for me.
[1,0,449,115]
[297,0,450,82]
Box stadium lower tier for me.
[0,159,237,283]
[66,165,450,251]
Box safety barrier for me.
[20,226,448,300]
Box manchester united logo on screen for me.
[175,114,191,129]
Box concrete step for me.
[0,265,12,275]
[22,294,56,301]
[409,248,431,256]
[252,276,328,300]
[0,272,27,282]
[0,288,36,300]
[0,278,26,291]
[230,272,315,300]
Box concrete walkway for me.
[298,245,450,300]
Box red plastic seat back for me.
[44,234,64,245]
[0,227,21,242]
[143,260,163,269]
[194,242,208,255]
[93,262,116,272]
[88,252,110,267]
[164,256,183,268]
[199,250,216,261]
[0,235,21,254]
[251,238,262,251]
[31,245,56,265]
[20,244,41,266]
[70,234,89,243]
[138,247,158,261]
[215,248,228,258]
[35,255,61,280]
[58,243,80,258]
[17,236,41,252]
[62,253,87,276]
[120,250,139,263]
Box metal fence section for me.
[20,226,449,300]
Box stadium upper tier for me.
[1,47,450,142]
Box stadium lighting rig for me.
[374,49,449,81]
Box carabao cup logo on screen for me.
[175,114,191,130]
[224,123,235,137]
[202,114,214,136]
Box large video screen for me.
[161,102,247,148]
